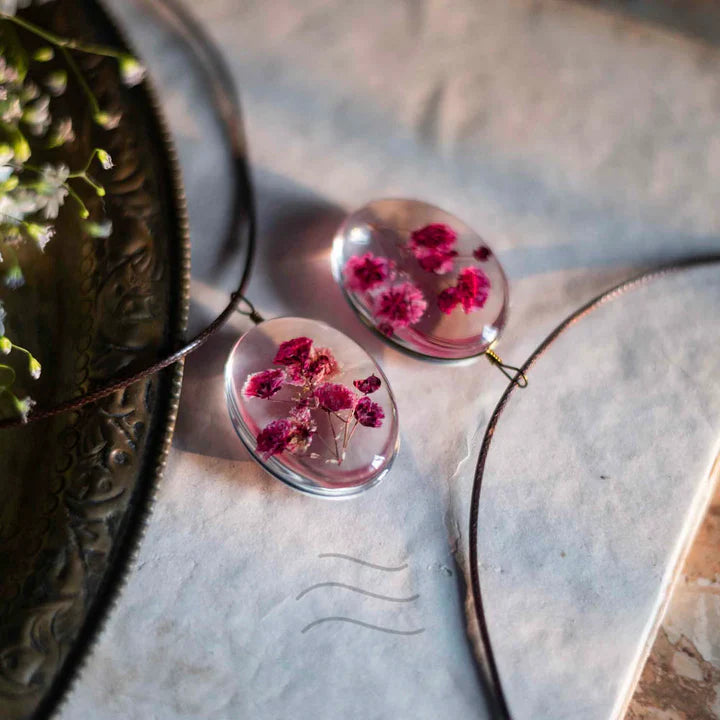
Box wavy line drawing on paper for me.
[301,617,425,635]
[317,553,408,572]
[298,552,423,636]
[296,582,419,603]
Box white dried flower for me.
[13,395,35,422]
[22,95,51,135]
[26,222,54,251]
[44,70,67,96]
[28,356,41,379]
[47,117,74,148]
[96,149,113,169]
[94,110,121,129]
[118,55,146,87]
[34,163,69,219]
[84,219,113,238]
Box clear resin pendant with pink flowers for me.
[225,317,399,497]
[331,199,509,360]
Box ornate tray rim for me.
[28,2,192,717]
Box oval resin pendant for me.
[225,317,399,497]
[331,199,509,360]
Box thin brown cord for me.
[469,252,720,720]
[0,0,257,431]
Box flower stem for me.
[346,419,360,447]
[60,48,100,115]
[3,14,126,59]
[326,410,341,464]
[65,183,89,218]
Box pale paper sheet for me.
[59,1,720,718]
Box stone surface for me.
[627,476,720,719]
[55,1,720,718]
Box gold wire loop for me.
[485,348,528,388]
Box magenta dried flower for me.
[242,368,286,399]
[353,374,381,395]
[343,252,395,292]
[247,335,385,467]
[286,414,317,454]
[373,281,427,331]
[473,245,492,262]
[456,266,491,313]
[304,346,339,383]
[410,224,458,276]
[273,336,314,368]
[417,248,457,275]
[354,396,384,428]
[256,418,293,460]
[315,382,358,412]
[289,405,313,422]
[409,223,457,252]
[437,287,459,315]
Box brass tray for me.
[0,1,190,718]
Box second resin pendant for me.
[331,199,509,360]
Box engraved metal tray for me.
[0,2,190,718]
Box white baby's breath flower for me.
[22,95,51,135]
[28,356,41,379]
[94,110,121,129]
[0,338,10,355]
[34,163,69,219]
[47,117,74,148]
[0,143,13,165]
[20,81,39,102]
[44,70,67,96]
[13,395,35,422]
[33,47,54,63]
[0,58,19,84]
[4,265,24,288]
[26,222,54,251]
[0,0,32,15]
[96,149,113,169]
[84,219,112,238]
[1,96,22,123]
[118,55,145,87]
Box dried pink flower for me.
[373,281,427,331]
[242,368,286,399]
[343,252,395,292]
[286,414,317,454]
[304,346,339,383]
[437,287,459,315]
[353,374,381,394]
[473,245,492,262]
[378,322,394,337]
[409,223,457,252]
[273,336,313,368]
[354,396,384,428]
[289,405,313,422]
[256,419,292,460]
[315,382,358,412]
[456,266,491,313]
[417,248,457,275]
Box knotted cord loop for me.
[485,348,528,388]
